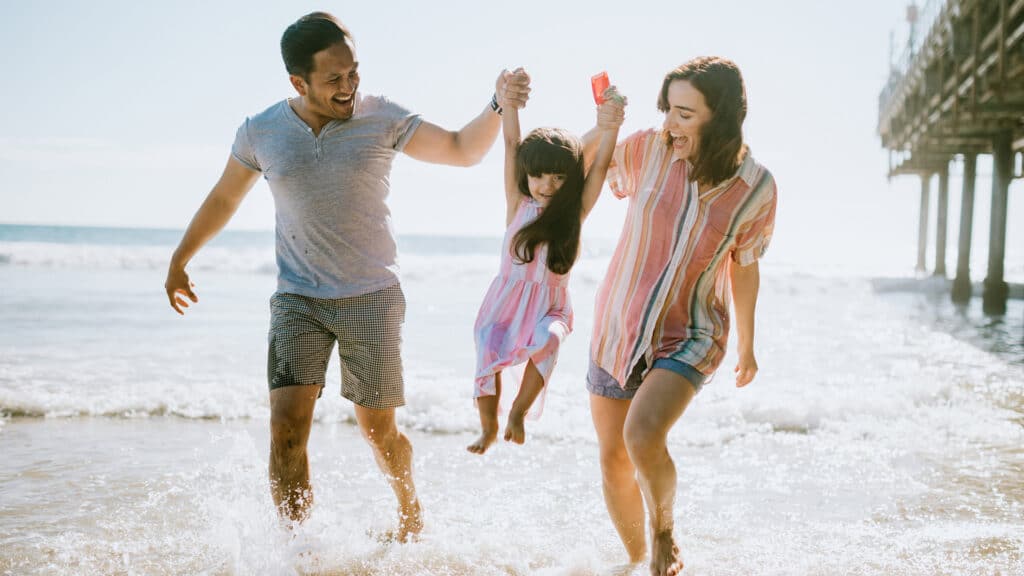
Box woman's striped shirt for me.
[591,129,777,387]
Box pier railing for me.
[878,0,948,136]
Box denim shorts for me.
[586,355,707,400]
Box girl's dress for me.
[473,198,573,416]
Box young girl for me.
[468,68,626,454]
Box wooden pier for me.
[878,0,1023,314]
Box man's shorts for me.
[586,355,707,400]
[267,284,406,410]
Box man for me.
[164,12,529,541]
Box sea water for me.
[0,224,1021,575]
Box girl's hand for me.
[497,67,531,110]
[734,349,758,387]
[597,86,627,130]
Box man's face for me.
[294,39,360,121]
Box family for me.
[164,12,777,576]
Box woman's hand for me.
[734,349,758,387]
[597,86,627,130]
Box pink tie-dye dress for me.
[473,198,573,415]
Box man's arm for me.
[403,70,530,167]
[165,156,261,314]
[730,258,760,387]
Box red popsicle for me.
[591,71,610,105]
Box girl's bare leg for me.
[504,360,544,444]
[468,373,501,454]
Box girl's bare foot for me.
[468,394,500,454]
[504,411,526,444]
[650,530,683,575]
[467,420,498,454]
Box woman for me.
[584,56,777,575]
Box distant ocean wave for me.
[0,241,279,274]
[0,223,623,274]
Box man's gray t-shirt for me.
[231,94,422,298]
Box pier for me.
[878,0,1023,314]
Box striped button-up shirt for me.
[591,129,777,386]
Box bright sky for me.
[1,0,1020,277]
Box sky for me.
[0,0,1020,278]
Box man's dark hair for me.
[281,12,352,79]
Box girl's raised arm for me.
[581,87,627,220]
[500,67,530,226]
[502,100,523,227]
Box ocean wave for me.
[0,241,278,274]
[0,242,600,292]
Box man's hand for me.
[497,67,531,111]
[165,265,198,315]
[734,349,758,387]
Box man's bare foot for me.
[370,501,423,544]
[650,530,683,575]
[396,500,423,543]
[467,419,499,454]
[503,411,526,444]
[603,561,647,576]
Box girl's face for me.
[662,79,711,161]
[527,173,567,206]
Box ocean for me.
[0,224,1021,575]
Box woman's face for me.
[662,79,711,161]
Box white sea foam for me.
[2,229,1022,575]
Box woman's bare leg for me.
[591,392,646,563]
[623,369,696,576]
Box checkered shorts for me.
[267,284,406,409]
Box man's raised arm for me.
[403,70,531,167]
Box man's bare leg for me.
[354,405,422,542]
[623,369,696,576]
[468,373,501,454]
[504,360,544,444]
[269,385,321,523]
[590,393,646,564]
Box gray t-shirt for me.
[231,94,422,298]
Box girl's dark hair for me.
[281,12,352,80]
[657,56,748,186]
[511,128,585,275]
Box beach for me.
[1,225,1022,575]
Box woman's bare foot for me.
[504,410,526,444]
[650,530,683,575]
[467,419,498,454]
